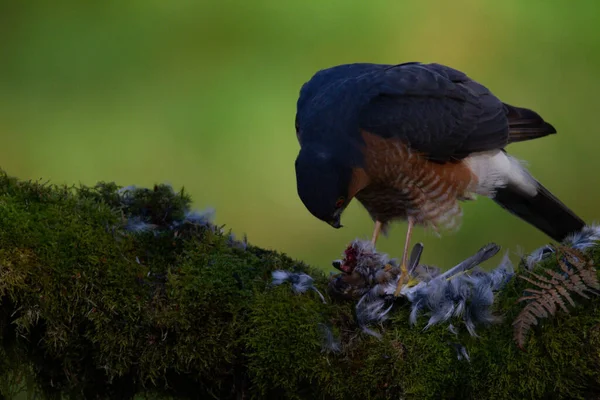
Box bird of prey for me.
[294,62,585,296]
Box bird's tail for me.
[492,181,585,243]
[504,103,557,143]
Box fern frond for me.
[526,270,556,285]
[512,246,599,350]
[518,273,553,289]
[553,285,576,308]
[543,269,566,283]
[521,288,546,296]
[512,305,541,351]
[516,295,540,302]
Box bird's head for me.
[295,148,353,229]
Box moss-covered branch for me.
[0,171,598,400]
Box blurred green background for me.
[1,0,599,273]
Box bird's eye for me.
[335,197,345,208]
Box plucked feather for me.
[271,270,327,303]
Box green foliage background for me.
[1,0,600,272]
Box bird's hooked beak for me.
[328,213,343,229]
[329,219,342,229]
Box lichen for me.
[0,169,598,399]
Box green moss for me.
[0,169,599,399]
[246,286,326,398]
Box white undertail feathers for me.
[465,150,538,198]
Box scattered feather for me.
[448,324,459,335]
[525,245,554,271]
[437,243,500,281]
[169,209,215,231]
[408,299,423,326]
[411,264,441,282]
[449,342,470,362]
[356,294,393,330]
[227,233,248,251]
[114,184,248,249]
[402,244,510,336]
[360,325,383,340]
[117,185,137,205]
[525,224,600,270]
[124,216,158,233]
[564,224,600,251]
[463,271,499,337]
[183,209,215,226]
[318,323,341,353]
[271,270,327,304]
[488,252,515,290]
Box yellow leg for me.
[394,216,415,297]
[371,220,383,246]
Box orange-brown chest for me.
[353,131,477,230]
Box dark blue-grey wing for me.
[358,63,509,162]
[296,63,395,146]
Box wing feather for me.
[358,63,509,162]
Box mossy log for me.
[0,171,599,400]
